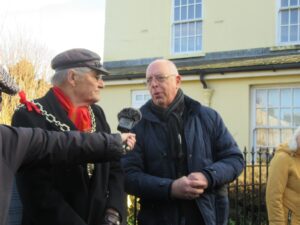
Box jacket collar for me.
[277,143,300,157]
[140,95,202,122]
[36,89,78,131]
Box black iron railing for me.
[228,147,275,225]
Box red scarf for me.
[52,87,92,132]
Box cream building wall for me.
[99,71,300,150]
[104,0,276,61]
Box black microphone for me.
[117,107,142,152]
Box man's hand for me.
[101,208,121,225]
[120,133,136,150]
[187,172,208,189]
[171,176,205,200]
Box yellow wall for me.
[98,72,300,150]
[104,0,276,61]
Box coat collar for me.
[140,95,203,123]
[36,89,78,131]
[277,143,300,157]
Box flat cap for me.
[0,65,20,95]
[51,48,109,75]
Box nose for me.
[148,78,159,88]
[98,79,105,88]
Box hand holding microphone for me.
[117,107,142,153]
[120,133,136,152]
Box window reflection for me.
[254,87,300,149]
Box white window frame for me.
[277,0,300,45]
[251,85,300,153]
[171,0,203,54]
[131,90,151,109]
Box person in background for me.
[0,64,136,225]
[122,59,244,225]
[266,127,300,225]
[12,48,127,225]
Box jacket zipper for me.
[287,209,292,225]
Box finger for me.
[189,179,207,189]
[186,186,204,195]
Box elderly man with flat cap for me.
[0,65,135,225]
[12,48,125,225]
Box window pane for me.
[181,23,188,36]
[268,89,280,107]
[290,0,298,6]
[196,35,201,50]
[281,128,293,143]
[136,95,143,101]
[188,5,195,19]
[290,9,298,24]
[281,108,292,126]
[174,38,180,52]
[188,0,194,4]
[174,24,180,37]
[174,7,180,21]
[195,21,202,37]
[181,37,188,51]
[196,0,201,3]
[256,128,268,147]
[181,0,187,5]
[281,0,289,7]
[268,108,280,126]
[189,22,195,35]
[281,11,289,25]
[281,89,292,107]
[268,129,280,147]
[256,108,267,126]
[256,89,267,108]
[175,0,180,6]
[294,88,300,106]
[294,108,300,126]
[290,25,298,41]
[195,3,202,18]
[188,37,195,51]
[181,6,187,20]
[281,26,289,42]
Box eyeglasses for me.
[94,74,104,81]
[145,74,176,85]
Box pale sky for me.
[0,0,106,59]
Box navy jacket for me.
[122,95,244,225]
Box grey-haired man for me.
[12,48,127,225]
[0,64,135,225]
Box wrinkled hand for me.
[187,172,208,189]
[120,133,136,151]
[171,175,206,200]
[101,208,121,225]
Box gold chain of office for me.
[19,101,96,177]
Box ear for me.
[67,69,77,87]
[176,74,182,87]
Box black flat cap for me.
[0,65,20,95]
[51,48,109,75]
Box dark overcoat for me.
[122,95,245,225]
[12,89,125,225]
